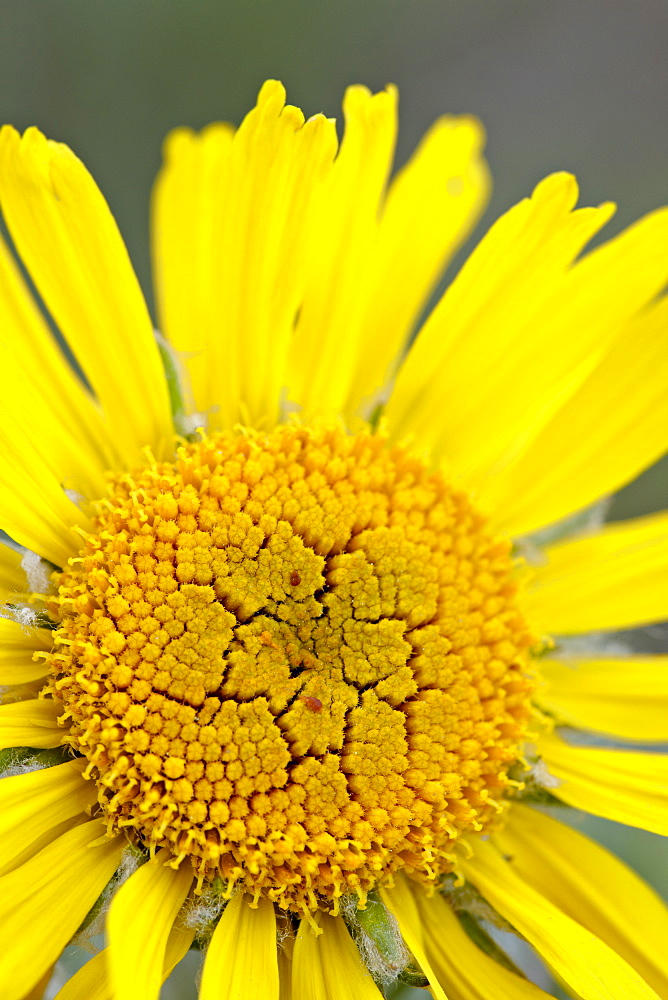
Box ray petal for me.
[54,922,194,1000]
[496,804,668,996]
[0,617,52,685]
[485,296,668,537]
[0,819,125,1000]
[107,847,193,1000]
[0,544,26,601]
[380,875,448,1000]
[292,910,383,1000]
[287,85,398,421]
[526,511,668,634]
[386,178,668,495]
[415,886,552,999]
[0,233,116,497]
[0,416,90,567]
[199,893,279,1000]
[0,759,94,876]
[152,81,338,430]
[0,697,62,749]
[341,113,490,424]
[537,656,668,741]
[0,124,173,465]
[539,731,668,835]
[461,839,659,1000]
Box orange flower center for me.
[46,426,534,914]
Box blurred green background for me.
[1,1,665,997]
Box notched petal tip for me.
[281,103,307,130]
[531,170,580,210]
[0,123,84,204]
[431,112,488,153]
[255,77,288,111]
[343,82,399,119]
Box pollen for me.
[45,426,535,913]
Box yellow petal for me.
[288,85,398,421]
[5,819,87,882]
[0,234,116,499]
[0,416,90,567]
[200,893,279,1000]
[151,120,233,421]
[386,178,668,493]
[539,731,668,835]
[0,819,125,1000]
[152,80,337,430]
[496,804,668,997]
[0,125,172,466]
[537,656,668,741]
[107,847,193,1000]
[0,759,94,876]
[342,113,490,424]
[53,920,194,1000]
[0,618,52,685]
[415,887,551,999]
[379,875,448,1000]
[53,951,110,1000]
[526,511,668,634]
[484,295,668,537]
[0,544,26,601]
[292,910,382,1000]
[385,172,610,455]
[160,922,197,980]
[0,697,62,749]
[0,395,105,517]
[461,839,659,1000]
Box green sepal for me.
[0,747,34,772]
[397,963,429,988]
[355,892,406,974]
[353,891,429,988]
[0,745,71,773]
[512,785,565,807]
[457,910,526,978]
[439,875,531,979]
[1,605,58,630]
[506,757,568,807]
[155,330,188,435]
[368,402,384,433]
[33,746,74,767]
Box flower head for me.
[0,81,667,1000]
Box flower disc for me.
[46,426,535,913]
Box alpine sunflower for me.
[0,81,667,1000]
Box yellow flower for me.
[0,80,667,1000]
